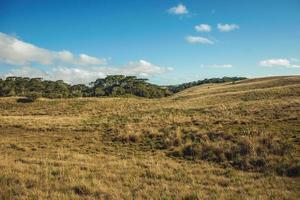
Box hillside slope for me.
[0,76,299,199]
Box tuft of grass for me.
[72,185,92,196]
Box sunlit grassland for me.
[0,76,300,199]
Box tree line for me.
[167,76,247,93]
[0,75,246,100]
[0,76,170,99]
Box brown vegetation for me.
[0,76,299,199]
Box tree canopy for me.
[0,75,170,99]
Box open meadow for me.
[0,76,300,200]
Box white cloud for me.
[201,64,233,68]
[50,67,106,84]
[167,3,188,15]
[57,50,75,63]
[195,24,211,32]
[122,60,173,77]
[4,66,48,78]
[217,23,239,32]
[0,32,173,84]
[260,59,289,67]
[260,58,300,68]
[0,33,53,65]
[185,36,214,44]
[79,54,104,65]
[2,60,173,84]
[0,32,107,66]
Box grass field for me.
[0,76,300,200]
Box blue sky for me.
[0,0,300,85]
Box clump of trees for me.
[167,76,247,93]
[0,76,247,100]
[90,75,171,98]
[0,75,170,99]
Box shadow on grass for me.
[16,98,33,103]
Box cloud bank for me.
[2,60,173,84]
[0,33,173,84]
[0,33,107,66]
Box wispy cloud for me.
[0,32,173,84]
[195,24,211,32]
[260,58,300,68]
[167,3,188,15]
[185,36,214,44]
[201,64,233,68]
[217,23,239,32]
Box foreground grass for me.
[0,76,300,199]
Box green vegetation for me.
[90,75,170,98]
[0,76,299,199]
[0,75,245,99]
[167,76,246,93]
[25,92,42,102]
[0,75,169,98]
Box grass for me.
[0,76,300,199]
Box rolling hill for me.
[0,76,299,199]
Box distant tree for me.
[53,80,69,98]
[29,78,44,93]
[122,76,137,95]
[70,84,89,97]
[111,86,126,96]
[15,77,30,96]
[167,77,246,93]
[94,87,105,96]
[0,78,3,96]
[2,77,17,96]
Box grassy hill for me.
[0,76,299,199]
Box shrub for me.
[286,164,300,177]
[25,92,42,102]
[249,157,266,169]
[183,193,200,200]
[128,134,139,143]
[169,148,182,157]
[199,144,227,163]
[72,185,92,196]
[238,138,255,156]
[182,144,201,158]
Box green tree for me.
[25,91,42,102]
[94,87,105,96]
[111,86,126,96]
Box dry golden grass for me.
[0,76,300,199]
